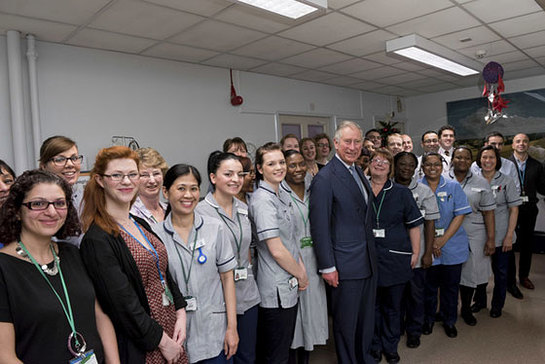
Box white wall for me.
[0,35,399,190]
[406,74,545,154]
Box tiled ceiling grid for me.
[0,0,544,96]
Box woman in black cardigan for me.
[80,146,187,364]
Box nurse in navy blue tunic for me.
[368,149,423,364]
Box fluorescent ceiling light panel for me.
[235,0,326,19]
[386,34,481,76]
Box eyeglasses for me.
[317,143,329,148]
[371,159,390,166]
[140,172,162,180]
[22,199,68,210]
[49,155,83,166]
[101,173,140,181]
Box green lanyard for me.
[290,194,310,235]
[372,190,387,228]
[173,230,199,295]
[216,209,243,266]
[18,241,81,349]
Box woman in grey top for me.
[196,151,260,364]
[449,146,496,327]
[154,164,239,363]
[249,142,308,364]
[473,146,521,318]
[282,150,328,364]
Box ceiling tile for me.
[458,40,517,59]
[142,42,219,62]
[377,72,427,85]
[143,0,230,17]
[318,58,383,74]
[502,58,539,71]
[393,62,428,71]
[0,0,110,24]
[67,28,157,53]
[480,51,529,64]
[416,83,459,93]
[282,48,352,68]
[509,30,545,49]
[350,66,406,80]
[462,0,542,23]
[202,54,267,70]
[387,7,481,38]
[231,36,315,61]
[432,26,501,50]
[535,57,545,66]
[351,80,388,90]
[327,29,398,57]
[341,0,453,27]
[0,13,76,42]
[292,70,338,82]
[416,68,469,80]
[213,5,293,33]
[373,85,409,96]
[525,45,545,58]
[90,0,204,40]
[169,20,267,52]
[398,78,443,88]
[504,66,545,80]
[249,63,306,77]
[489,12,545,38]
[327,0,360,10]
[278,12,376,46]
[363,52,402,65]
[325,76,363,86]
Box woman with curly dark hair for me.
[0,170,119,363]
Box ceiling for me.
[1,0,544,96]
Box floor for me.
[310,253,545,363]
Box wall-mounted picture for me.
[447,88,545,161]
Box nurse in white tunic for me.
[282,150,328,364]
[154,164,239,364]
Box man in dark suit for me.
[310,121,377,363]
[507,133,545,297]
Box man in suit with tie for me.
[310,121,377,363]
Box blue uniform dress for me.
[421,175,471,327]
[370,180,424,355]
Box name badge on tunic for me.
[300,236,313,248]
[471,187,483,192]
[184,296,198,311]
[435,228,445,237]
[373,229,385,238]
[288,277,299,290]
[521,195,529,203]
[69,351,98,364]
[234,267,248,281]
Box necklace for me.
[16,243,60,276]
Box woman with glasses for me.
[313,133,332,169]
[420,152,471,339]
[448,147,496,327]
[196,151,259,364]
[367,149,423,364]
[130,148,168,225]
[0,170,119,363]
[0,160,16,209]
[80,146,188,364]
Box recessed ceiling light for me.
[231,0,327,19]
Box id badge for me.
[185,296,197,311]
[300,236,313,248]
[161,283,174,306]
[288,277,298,290]
[435,228,445,237]
[373,229,385,238]
[521,195,529,203]
[69,350,98,364]
[234,267,248,281]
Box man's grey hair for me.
[334,121,363,142]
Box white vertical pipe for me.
[6,30,28,175]
[26,34,41,168]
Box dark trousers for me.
[288,348,309,364]
[425,264,462,326]
[331,277,377,364]
[256,304,298,364]
[196,351,233,364]
[372,283,405,354]
[508,204,538,285]
[234,304,258,364]
[491,247,511,310]
[404,268,427,337]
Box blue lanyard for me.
[119,218,165,285]
[516,162,526,194]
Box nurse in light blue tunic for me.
[196,151,260,364]
[282,150,328,364]
[249,143,308,364]
[154,164,239,364]
[448,147,496,327]
[420,153,471,338]
[474,146,522,318]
